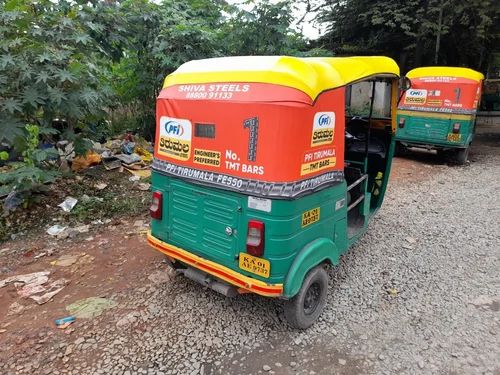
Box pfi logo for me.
[165,121,185,136]
[318,114,332,126]
[408,90,425,96]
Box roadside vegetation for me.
[0,0,498,239]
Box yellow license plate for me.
[447,133,461,142]
[239,253,270,278]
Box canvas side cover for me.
[153,82,345,198]
[399,76,482,115]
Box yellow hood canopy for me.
[407,66,484,82]
[163,56,400,101]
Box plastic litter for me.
[136,182,150,191]
[47,224,67,236]
[129,175,140,182]
[66,297,117,319]
[55,316,76,329]
[122,141,136,155]
[71,151,102,171]
[0,271,50,289]
[30,278,67,305]
[58,197,78,212]
[125,168,151,179]
[103,159,122,170]
[135,146,153,162]
[114,153,142,165]
[51,254,81,267]
[3,191,23,211]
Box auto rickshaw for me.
[148,56,402,328]
[396,66,484,164]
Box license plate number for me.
[447,133,461,142]
[239,253,270,278]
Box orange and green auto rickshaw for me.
[147,56,402,328]
[396,67,484,164]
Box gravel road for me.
[2,137,499,375]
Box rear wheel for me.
[394,142,408,157]
[454,147,469,165]
[284,265,328,329]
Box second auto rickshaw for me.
[396,66,484,163]
[148,56,402,328]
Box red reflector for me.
[452,123,461,134]
[398,117,405,128]
[150,191,163,220]
[246,220,265,257]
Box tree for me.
[315,0,499,72]
[0,0,119,144]
[222,1,306,56]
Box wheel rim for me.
[303,281,321,315]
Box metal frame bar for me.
[347,174,368,192]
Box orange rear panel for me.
[154,82,345,198]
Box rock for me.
[263,365,271,372]
[338,359,346,365]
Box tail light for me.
[452,123,461,134]
[398,117,406,128]
[150,191,163,220]
[246,220,265,257]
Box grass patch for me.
[70,191,148,223]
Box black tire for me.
[394,142,407,157]
[454,147,469,165]
[436,149,449,161]
[284,265,329,329]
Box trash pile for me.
[57,132,153,178]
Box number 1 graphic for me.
[243,117,259,162]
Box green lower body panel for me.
[150,173,350,294]
[396,111,475,149]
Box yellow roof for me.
[407,67,484,82]
[163,56,400,100]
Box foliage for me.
[0,124,59,204]
[222,1,306,56]
[316,0,500,72]
[70,192,148,223]
[0,0,118,144]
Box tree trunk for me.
[434,0,444,64]
[414,1,430,67]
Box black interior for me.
[343,80,394,238]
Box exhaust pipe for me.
[179,267,238,298]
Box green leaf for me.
[32,149,47,163]
[55,69,75,83]
[0,115,24,144]
[37,52,52,63]
[0,151,8,161]
[73,136,93,156]
[38,127,59,136]
[35,71,51,84]
[1,98,23,114]
[73,34,92,45]
[9,37,23,48]
[0,54,15,69]
[21,86,45,107]
[47,86,67,105]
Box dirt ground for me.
[0,133,499,374]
